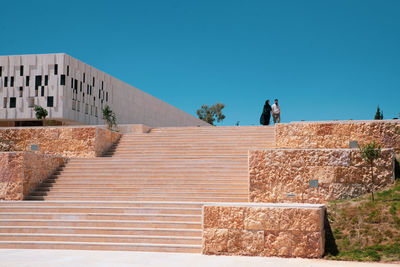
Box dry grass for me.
[324,180,400,261]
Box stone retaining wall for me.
[0,152,65,200]
[0,126,121,158]
[275,121,400,154]
[249,149,394,204]
[202,203,325,258]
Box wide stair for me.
[0,126,274,252]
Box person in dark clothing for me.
[260,100,272,125]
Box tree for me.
[196,103,225,125]
[374,106,383,120]
[102,105,117,130]
[359,141,381,202]
[33,105,48,126]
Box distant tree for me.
[33,105,48,126]
[196,103,225,125]
[359,141,381,202]
[374,106,383,120]
[102,105,117,130]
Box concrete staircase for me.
[0,126,275,252]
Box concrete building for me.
[0,53,208,127]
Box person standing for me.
[259,100,272,125]
[271,99,280,124]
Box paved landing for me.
[0,250,398,267]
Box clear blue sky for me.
[1,0,399,125]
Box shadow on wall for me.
[395,158,400,180]
[324,210,339,257]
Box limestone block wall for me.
[0,126,121,158]
[275,121,400,154]
[249,149,394,204]
[0,152,65,200]
[202,203,325,258]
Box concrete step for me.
[0,201,204,208]
[0,241,201,253]
[0,206,202,215]
[0,220,201,229]
[41,183,247,189]
[0,233,201,245]
[26,196,248,202]
[36,187,247,193]
[0,226,201,237]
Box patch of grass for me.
[325,180,400,262]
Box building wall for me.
[202,203,325,258]
[249,148,395,204]
[0,53,208,127]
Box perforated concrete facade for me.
[0,53,208,127]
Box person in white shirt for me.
[271,99,280,124]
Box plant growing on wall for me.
[102,105,117,130]
[359,141,382,202]
[196,103,225,125]
[33,105,48,126]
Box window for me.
[71,78,73,88]
[54,64,58,75]
[35,76,42,90]
[85,103,88,114]
[83,73,85,83]
[106,92,108,102]
[19,87,23,97]
[47,96,54,107]
[93,77,95,86]
[10,77,14,87]
[77,101,80,112]
[41,86,44,97]
[67,66,69,76]
[87,85,89,94]
[80,82,82,92]
[27,97,34,107]
[99,90,101,98]
[60,75,65,85]
[4,77,8,87]
[20,66,23,76]
[45,75,48,86]
[35,89,38,97]
[0,66,2,76]
[26,76,30,86]
[9,97,16,108]
[90,86,92,95]
[3,98,6,108]
[102,81,104,90]
[74,79,78,90]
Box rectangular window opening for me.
[26,76,30,86]
[67,66,69,76]
[0,66,2,77]
[83,73,85,83]
[10,77,14,87]
[74,79,78,90]
[106,92,108,102]
[54,64,58,75]
[41,86,45,97]
[80,82,82,92]
[20,66,23,76]
[45,75,48,86]
[47,96,54,107]
[9,97,16,108]
[93,77,95,86]
[4,77,8,87]
[35,76,42,90]
[3,97,7,108]
[60,75,65,85]
[19,87,23,97]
